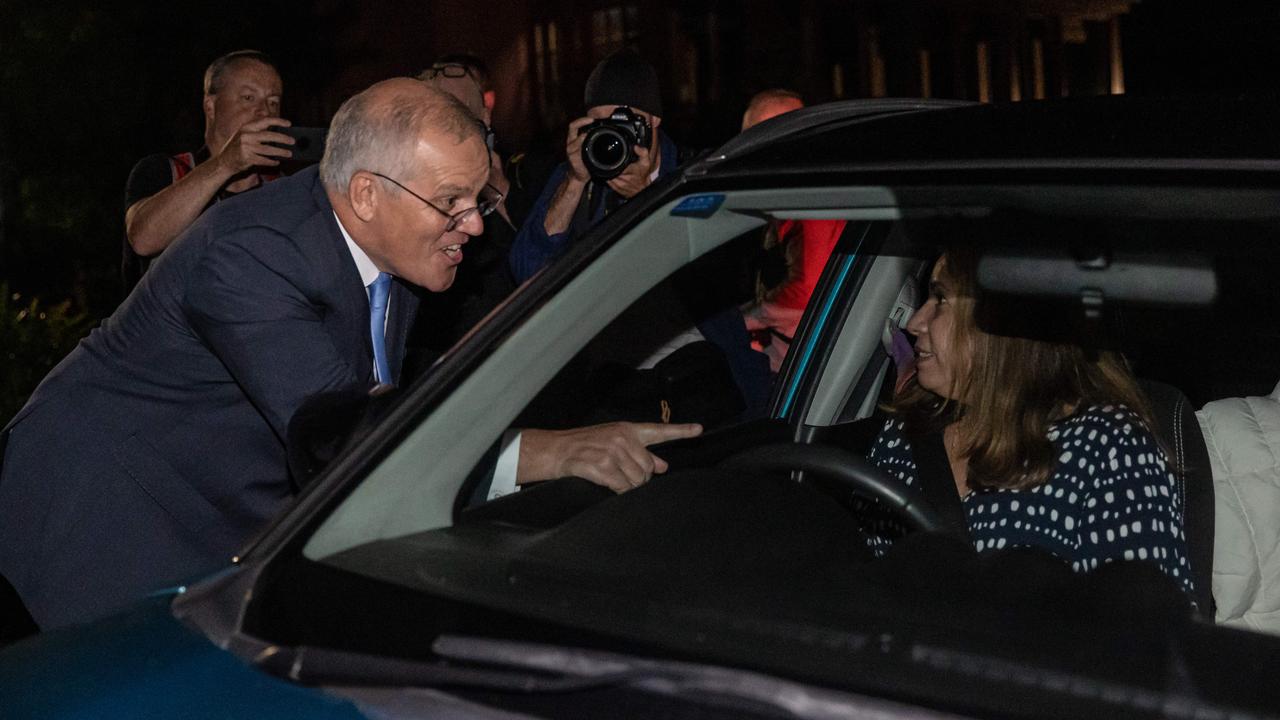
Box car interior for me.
[224,182,1280,716]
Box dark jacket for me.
[509,131,679,283]
[0,166,416,629]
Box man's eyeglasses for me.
[369,172,502,232]
[422,63,473,80]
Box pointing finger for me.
[633,422,703,445]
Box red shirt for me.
[770,219,846,309]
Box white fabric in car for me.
[1198,381,1280,635]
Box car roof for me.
[691,94,1280,181]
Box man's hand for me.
[564,116,595,184]
[518,422,702,493]
[126,117,292,258]
[214,117,295,176]
[541,116,596,237]
[606,131,660,199]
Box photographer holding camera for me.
[123,50,295,291]
[510,50,771,424]
[510,50,674,282]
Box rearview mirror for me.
[973,247,1216,348]
[977,248,1217,309]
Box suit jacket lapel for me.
[308,173,420,387]
[385,278,418,384]
[347,272,376,387]
[311,175,376,386]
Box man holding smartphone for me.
[122,49,294,290]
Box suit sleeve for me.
[184,227,365,442]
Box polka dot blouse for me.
[866,404,1195,597]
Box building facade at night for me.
[407,0,1133,147]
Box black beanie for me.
[583,49,663,117]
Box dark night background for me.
[0,0,1277,419]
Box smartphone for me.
[267,126,327,164]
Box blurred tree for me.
[0,1,350,417]
[0,283,94,424]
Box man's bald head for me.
[320,77,487,191]
[742,89,805,131]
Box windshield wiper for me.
[254,644,639,692]
[254,637,957,720]
[430,634,960,720]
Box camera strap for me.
[569,180,605,242]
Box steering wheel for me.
[718,442,947,534]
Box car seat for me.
[1196,383,1280,634]
[1139,378,1216,617]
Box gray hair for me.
[319,81,486,191]
[204,50,278,96]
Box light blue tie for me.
[369,272,393,384]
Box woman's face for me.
[906,257,967,399]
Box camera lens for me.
[589,132,627,169]
[583,126,633,179]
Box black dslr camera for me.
[579,106,653,181]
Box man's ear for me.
[202,94,216,124]
[348,172,379,222]
[482,90,496,114]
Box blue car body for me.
[0,594,361,719]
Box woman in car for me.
[867,247,1195,597]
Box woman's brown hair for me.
[887,244,1159,491]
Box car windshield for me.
[231,179,1280,718]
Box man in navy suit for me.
[0,78,698,631]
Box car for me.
[5,94,1280,719]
